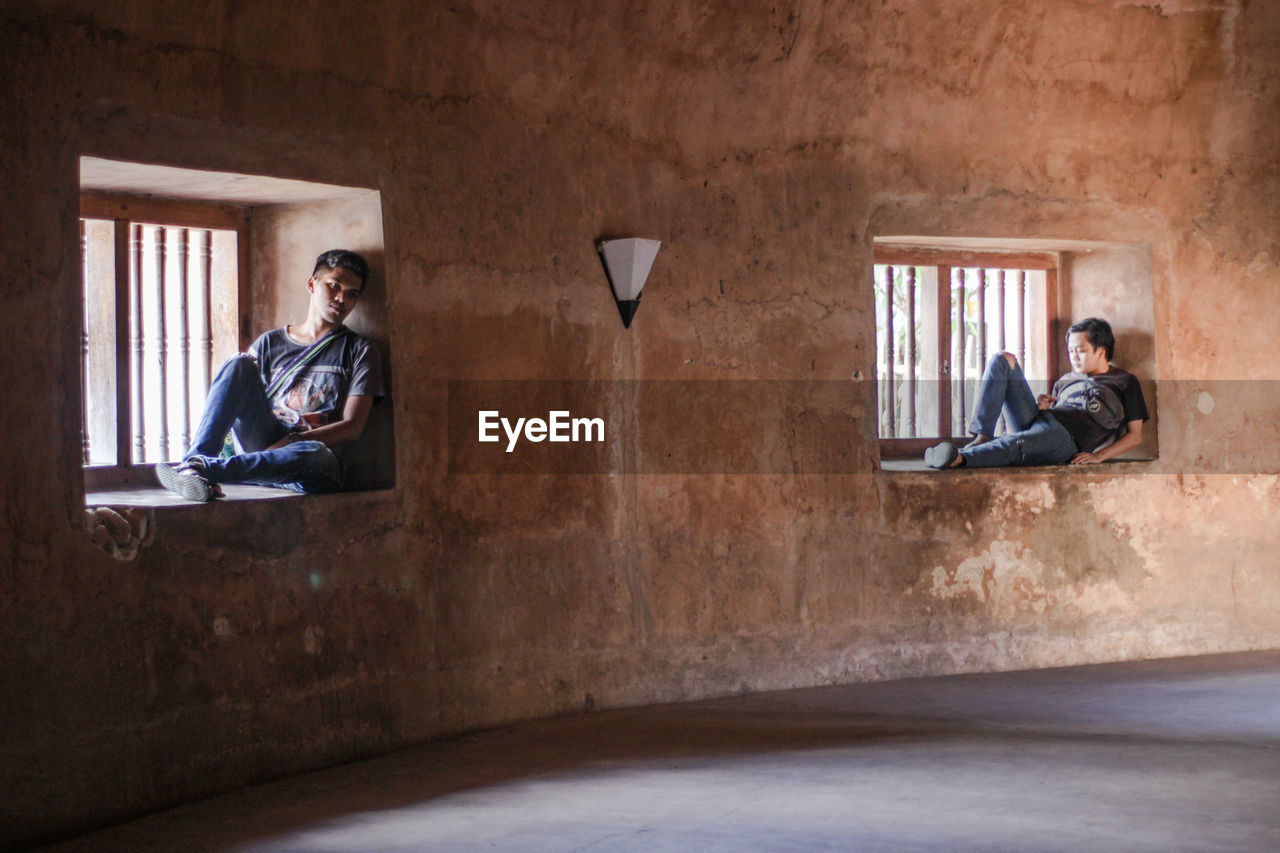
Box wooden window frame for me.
[80,193,252,488]
[874,245,1061,460]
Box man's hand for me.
[1036,394,1057,410]
[1071,419,1144,467]
[267,396,374,450]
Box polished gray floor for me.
[38,651,1280,852]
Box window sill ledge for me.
[879,457,1158,473]
[85,482,303,508]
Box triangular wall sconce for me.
[597,238,661,328]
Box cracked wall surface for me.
[3,0,1280,847]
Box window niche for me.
[79,156,394,499]
[872,236,1157,465]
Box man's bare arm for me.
[1070,419,1144,465]
[267,395,375,450]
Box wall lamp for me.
[598,238,661,328]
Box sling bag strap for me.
[218,328,350,459]
[264,327,351,402]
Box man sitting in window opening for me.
[924,317,1147,469]
[155,249,384,501]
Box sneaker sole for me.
[155,462,212,502]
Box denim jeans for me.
[959,354,1079,468]
[182,355,344,493]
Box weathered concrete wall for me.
[2,0,1279,847]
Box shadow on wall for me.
[344,248,396,491]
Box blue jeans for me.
[183,355,344,493]
[959,354,1079,468]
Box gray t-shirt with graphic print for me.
[249,327,385,435]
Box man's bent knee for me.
[216,353,259,379]
[985,352,1019,373]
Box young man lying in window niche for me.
[155,249,385,501]
[925,317,1148,469]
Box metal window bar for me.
[977,268,988,370]
[80,221,91,464]
[954,267,967,436]
[156,226,172,461]
[129,224,145,464]
[996,270,1007,435]
[175,228,192,454]
[1017,270,1028,369]
[113,221,130,468]
[876,268,884,435]
[905,265,917,437]
[883,265,896,437]
[997,270,1007,352]
[977,268,988,437]
[194,229,213,422]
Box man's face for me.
[1067,331,1108,375]
[308,266,364,325]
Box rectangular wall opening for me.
[79,157,394,499]
[873,236,1157,465]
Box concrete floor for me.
[36,651,1280,852]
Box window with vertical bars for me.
[872,246,1060,459]
[80,194,248,486]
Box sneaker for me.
[155,461,214,502]
[185,458,224,498]
[924,442,961,469]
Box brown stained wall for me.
[2,0,1279,846]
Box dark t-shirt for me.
[249,327,385,434]
[1049,367,1148,452]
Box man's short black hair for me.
[1068,317,1115,361]
[313,249,369,287]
